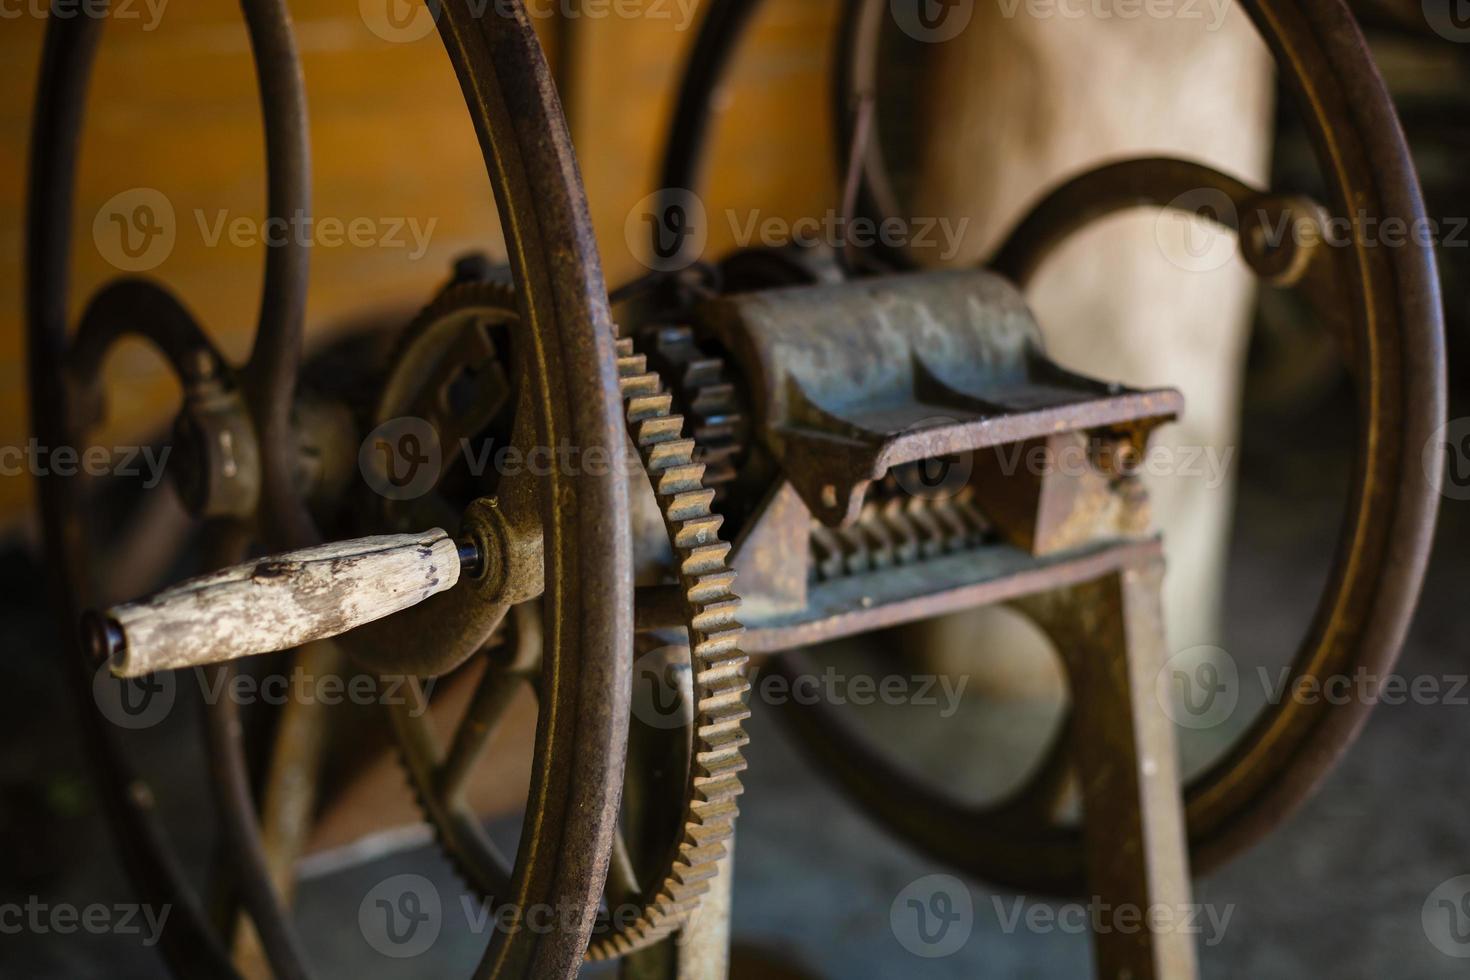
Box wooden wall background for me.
[0,0,841,527]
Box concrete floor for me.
[3,383,1468,978]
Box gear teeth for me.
[675,517,727,551]
[627,392,674,422]
[696,751,749,782]
[687,799,740,828]
[655,462,708,495]
[638,324,749,503]
[682,543,732,577]
[696,651,749,686]
[686,569,737,601]
[673,862,722,888]
[700,726,750,756]
[680,354,717,380]
[619,370,660,399]
[666,488,718,521]
[680,843,731,870]
[395,302,747,967]
[880,498,921,564]
[696,650,748,683]
[810,524,844,580]
[693,773,744,806]
[652,325,695,358]
[810,483,997,582]
[691,598,741,630]
[694,622,745,656]
[582,329,749,961]
[643,429,693,457]
[698,700,751,736]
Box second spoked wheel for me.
[775,0,1445,894]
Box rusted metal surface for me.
[343,281,533,677]
[638,325,750,499]
[697,268,1181,528]
[768,544,1168,899]
[1013,557,1198,979]
[971,433,1152,556]
[386,328,750,962]
[743,537,1164,655]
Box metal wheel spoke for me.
[446,804,517,903]
[100,485,194,605]
[240,0,315,552]
[436,666,526,802]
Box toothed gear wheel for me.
[637,325,750,502]
[362,276,521,535]
[588,334,751,958]
[385,292,750,960]
[392,277,519,362]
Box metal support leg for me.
[676,838,734,978]
[619,839,735,980]
[1016,555,1198,979]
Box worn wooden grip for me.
[97,530,462,677]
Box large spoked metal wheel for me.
[27,2,630,976]
[776,0,1445,894]
[655,0,1443,894]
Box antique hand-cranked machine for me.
[27,0,1443,976]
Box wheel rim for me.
[26,2,632,976]
[778,0,1445,895]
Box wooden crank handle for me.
[82,529,480,677]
